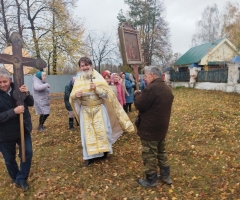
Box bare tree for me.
[24,0,51,57]
[221,2,240,50]
[86,32,118,73]
[0,0,85,75]
[0,0,11,47]
[191,4,220,46]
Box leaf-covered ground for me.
[0,88,240,199]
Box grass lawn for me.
[0,88,239,199]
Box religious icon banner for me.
[118,22,143,65]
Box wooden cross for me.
[0,32,47,162]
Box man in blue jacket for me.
[0,68,34,191]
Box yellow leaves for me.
[169,189,173,193]
[34,191,46,199]
[104,179,113,183]
[19,193,25,198]
[1,89,240,199]
[191,176,197,180]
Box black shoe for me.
[16,182,29,191]
[103,152,108,159]
[37,125,45,131]
[84,159,94,167]
[99,152,108,160]
[157,174,173,185]
[158,166,173,185]
[137,173,158,187]
[69,127,75,131]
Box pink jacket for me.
[111,73,126,106]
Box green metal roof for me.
[174,38,224,66]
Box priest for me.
[70,57,134,166]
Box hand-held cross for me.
[0,32,47,162]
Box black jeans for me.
[124,103,132,112]
[39,114,49,125]
[0,132,33,184]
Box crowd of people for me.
[101,70,147,113]
[0,56,174,191]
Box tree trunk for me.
[0,0,11,46]
[15,0,22,36]
[52,8,57,75]
[26,0,40,57]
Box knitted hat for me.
[35,71,46,80]
[35,71,42,80]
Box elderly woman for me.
[102,72,117,97]
[32,71,50,131]
[119,72,129,96]
[111,73,126,107]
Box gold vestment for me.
[70,70,134,155]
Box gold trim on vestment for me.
[81,98,103,106]
[70,70,135,151]
[82,105,109,155]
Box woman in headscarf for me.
[111,73,126,107]
[102,72,117,97]
[32,71,50,131]
[119,72,129,96]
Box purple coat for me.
[32,75,50,115]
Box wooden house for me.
[174,38,239,71]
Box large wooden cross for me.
[0,32,47,162]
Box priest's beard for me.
[82,69,93,79]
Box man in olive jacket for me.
[134,66,174,187]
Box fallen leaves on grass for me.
[0,88,239,199]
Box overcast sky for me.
[74,0,237,55]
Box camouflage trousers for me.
[141,139,169,175]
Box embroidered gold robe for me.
[70,69,134,158]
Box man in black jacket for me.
[64,76,79,130]
[134,66,174,187]
[0,68,34,191]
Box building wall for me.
[169,63,240,94]
[201,42,236,65]
[24,75,74,94]
[170,82,240,94]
